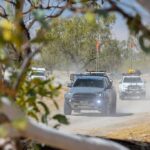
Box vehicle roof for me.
[85,71,106,74]
[123,75,141,78]
[122,73,140,76]
[75,76,105,80]
[31,67,46,71]
[73,72,108,77]
[70,72,110,82]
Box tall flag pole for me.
[96,40,100,71]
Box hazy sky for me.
[111,0,150,41]
[62,0,150,41]
[1,0,148,41]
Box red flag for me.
[96,40,100,52]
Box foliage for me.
[41,15,122,72]
[97,39,121,71]
[0,0,72,130]
[16,77,62,124]
[0,0,150,148]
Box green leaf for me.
[0,48,7,60]
[94,9,108,18]
[37,101,50,123]
[139,34,150,53]
[38,101,49,114]
[127,14,141,34]
[53,114,69,125]
[85,12,95,23]
[0,126,8,137]
[27,89,36,97]
[41,114,48,124]
[28,111,39,121]
[52,100,59,109]
[12,118,27,130]
[53,124,61,129]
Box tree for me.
[0,0,150,149]
[119,38,150,72]
[41,15,122,72]
[97,39,121,71]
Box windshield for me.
[123,77,142,83]
[31,71,45,76]
[73,79,104,88]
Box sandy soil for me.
[58,75,150,142]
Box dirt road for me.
[59,80,150,141]
[60,99,150,133]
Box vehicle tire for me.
[64,101,72,115]
[140,93,146,100]
[112,93,117,114]
[119,95,125,100]
[101,102,111,116]
[110,101,116,114]
[74,110,81,113]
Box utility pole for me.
[96,39,100,71]
[128,36,136,70]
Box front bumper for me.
[120,90,145,97]
[68,99,105,110]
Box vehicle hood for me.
[121,83,144,87]
[69,87,104,94]
[119,82,145,92]
[30,75,46,80]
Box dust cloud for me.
[117,74,150,114]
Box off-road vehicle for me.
[119,74,146,99]
[64,76,116,115]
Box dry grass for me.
[106,122,150,142]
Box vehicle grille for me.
[128,85,141,90]
[72,93,96,101]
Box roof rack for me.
[86,70,106,73]
[70,72,108,81]
[122,72,141,76]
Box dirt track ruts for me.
[59,80,150,141]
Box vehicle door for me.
[104,78,111,102]
[109,79,116,100]
[105,78,114,102]
[119,79,122,92]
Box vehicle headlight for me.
[97,100,101,104]
[122,86,127,91]
[97,93,103,97]
[65,92,72,98]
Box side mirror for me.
[110,80,113,84]
[110,82,112,88]
[106,83,112,90]
[67,83,72,88]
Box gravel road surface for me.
[60,80,150,139]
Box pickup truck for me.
[119,75,146,99]
[64,76,116,115]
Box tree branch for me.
[0,5,8,18]
[26,18,36,29]
[45,8,65,19]
[96,0,150,36]
[138,0,150,12]
[0,97,128,150]
[4,0,16,6]
[80,57,96,71]
[13,44,42,90]
[23,1,66,15]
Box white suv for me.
[119,75,146,99]
[28,67,47,81]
